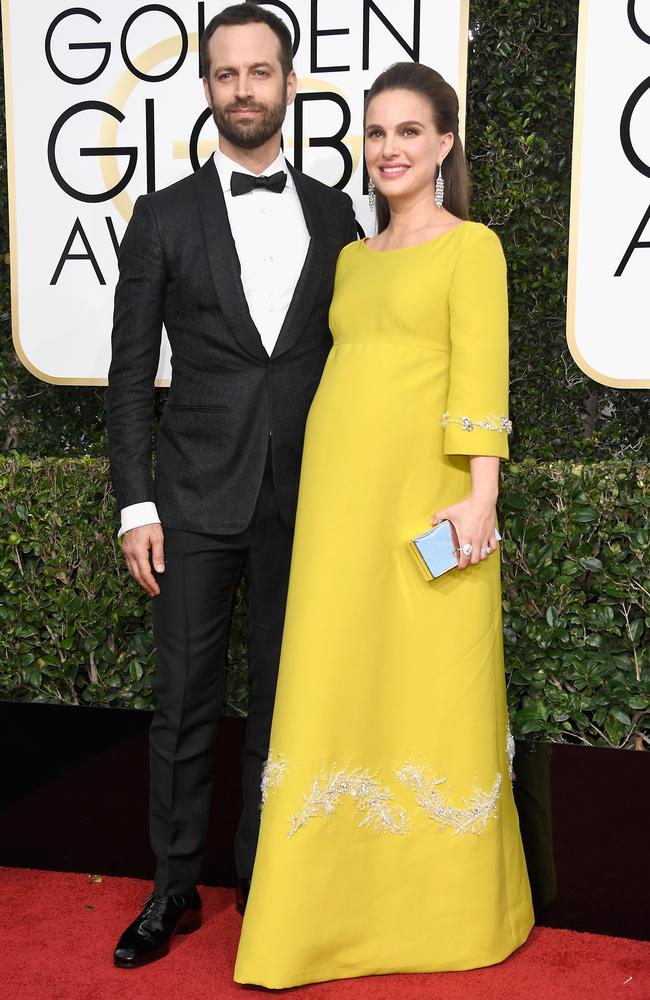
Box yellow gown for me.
[234,222,534,988]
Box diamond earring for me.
[435,162,444,208]
[368,178,376,210]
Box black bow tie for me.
[230,170,287,196]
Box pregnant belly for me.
[308,342,448,445]
[295,343,469,558]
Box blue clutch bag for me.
[409,520,502,581]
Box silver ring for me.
[461,543,473,557]
[480,545,491,553]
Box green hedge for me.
[501,461,648,748]
[1,456,647,748]
[0,455,248,714]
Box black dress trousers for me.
[149,449,292,894]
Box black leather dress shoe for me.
[235,878,251,916]
[113,889,202,968]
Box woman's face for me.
[364,88,453,205]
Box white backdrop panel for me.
[2,1,469,384]
[568,0,650,387]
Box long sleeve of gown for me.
[444,225,511,459]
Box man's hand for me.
[122,523,165,596]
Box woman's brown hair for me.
[365,62,470,232]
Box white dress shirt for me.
[118,147,310,538]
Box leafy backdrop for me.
[0,2,648,746]
[0,456,647,748]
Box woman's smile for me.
[378,163,411,178]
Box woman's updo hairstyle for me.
[365,62,470,232]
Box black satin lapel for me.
[270,165,327,359]
[194,159,268,362]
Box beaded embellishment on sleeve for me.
[442,412,512,434]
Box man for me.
[107,2,356,968]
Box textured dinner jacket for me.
[106,157,357,534]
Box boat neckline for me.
[361,221,471,254]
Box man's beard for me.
[210,94,287,150]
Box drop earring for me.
[368,178,376,211]
[435,161,445,209]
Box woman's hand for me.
[430,493,499,571]
[431,456,500,570]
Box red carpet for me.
[1,868,648,1000]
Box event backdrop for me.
[567,0,650,388]
[2,0,468,385]
[1,3,648,747]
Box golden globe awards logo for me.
[2,1,468,383]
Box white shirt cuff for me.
[118,502,161,538]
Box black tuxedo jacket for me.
[106,158,357,533]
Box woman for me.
[235,62,534,988]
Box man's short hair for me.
[201,2,294,80]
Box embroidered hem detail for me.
[395,764,501,835]
[288,766,410,838]
[261,728,515,837]
[507,724,515,781]
[260,749,288,806]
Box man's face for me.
[203,22,296,151]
